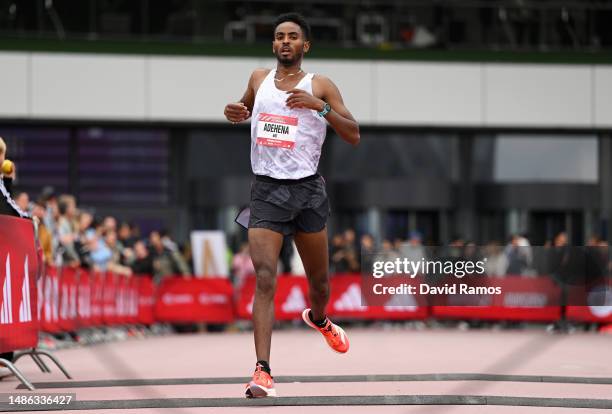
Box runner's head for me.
[273,13,311,66]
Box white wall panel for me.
[0,51,607,128]
[594,66,612,127]
[0,53,28,117]
[484,64,591,127]
[376,62,482,126]
[31,53,146,119]
[149,56,260,121]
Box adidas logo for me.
[44,273,60,322]
[1,254,13,324]
[1,254,33,324]
[60,281,78,320]
[333,283,368,312]
[588,287,612,318]
[18,256,32,322]
[590,306,612,318]
[281,286,306,313]
[78,283,91,319]
[384,293,417,311]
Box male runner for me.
[224,13,360,398]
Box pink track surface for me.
[2,327,611,413]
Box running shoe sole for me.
[301,308,349,354]
[245,382,277,398]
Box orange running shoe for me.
[245,363,276,398]
[302,308,349,354]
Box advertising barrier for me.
[431,276,562,321]
[0,216,39,353]
[155,277,234,323]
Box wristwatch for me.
[317,102,331,117]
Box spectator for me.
[554,231,568,247]
[74,210,94,268]
[103,216,117,234]
[57,194,80,267]
[484,241,508,277]
[86,227,113,271]
[149,230,188,282]
[160,229,190,275]
[505,234,530,275]
[398,230,427,264]
[105,230,132,276]
[378,239,400,264]
[31,202,53,264]
[130,240,154,275]
[118,221,136,248]
[344,229,357,252]
[330,233,346,273]
[232,242,255,288]
[39,186,59,250]
[331,230,359,273]
[360,234,376,274]
[14,191,29,213]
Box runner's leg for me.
[248,227,283,363]
[294,227,330,322]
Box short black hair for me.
[274,13,311,41]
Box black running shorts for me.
[238,174,330,236]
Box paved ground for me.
[1,327,611,413]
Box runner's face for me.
[273,22,309,66]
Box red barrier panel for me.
[103,272,118,325]
[128,277,139,324]
[90,271,104,326]
[77,269,93,328]
[432,276,561,321]
[566,306,612,322]
[59,267,78,332]
[155,277,234,323]
[330,274,429,320]
[235,274,429,321]
[0,216,39,352]
[565,282,612,322]
[115,275,129,325]
[137,276,155,325]
[235,275,310,321]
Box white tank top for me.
[250,69,327,179]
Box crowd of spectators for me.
[20,181,611,282]
[329,228,611,278]
[13,182,611,284]
[20,187,190,283]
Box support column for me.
[456,134,476,241]
[366,207,382,245]
[599,134,612,241]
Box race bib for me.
[256,113,298,149]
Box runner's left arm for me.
[286,77,360,146]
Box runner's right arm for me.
[224,69,269,123]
